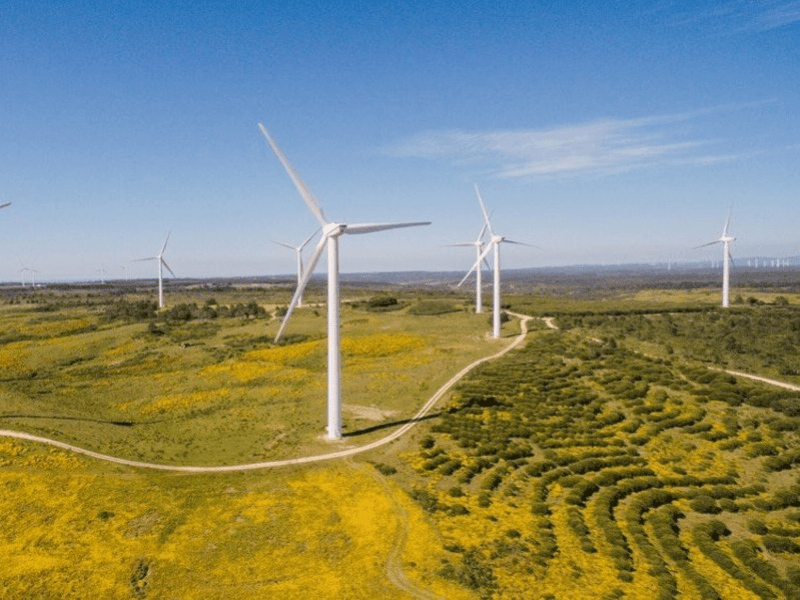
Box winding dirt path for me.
[0,315,532,472]
[543,312,800,395]
[353,459,445,600]
[714,368,800,392]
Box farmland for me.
[1,278,799,598]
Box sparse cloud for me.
[389,112,740,180]
[670,1,800,33]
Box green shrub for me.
[409,300,460,316]
[372,462,397,476]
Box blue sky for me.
[1,0,798,281]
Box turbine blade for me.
[271,240,296,251]
[722,207,733,237]
[344,221,431,235]
[275,236,327,342]
[300,227,321,250]
[693,240,720,249]
[474,184,494,237]
[258,124,328,227]
[476,221,489,242]
[160,232,171,255]
[457,261,480,287]
[133,257,157,262]
[0,202,11,209]
[161,259,176,277]
[458,243,494,287]
[503,239,540,249]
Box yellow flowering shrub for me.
[244,339,325,363]
[341,333,426,357]
[139,388,231,415]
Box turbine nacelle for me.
[324,223,346,237]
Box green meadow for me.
[1,283,799,598]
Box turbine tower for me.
[271,228,319,307]
[259,123,430,440]
[135,233,174,308]
[448,222,489,313]
[695,209,735,308]
[458,184,531,339]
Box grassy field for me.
[0,289,505,465]
[1,284,799,598]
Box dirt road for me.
[0,315,532,472]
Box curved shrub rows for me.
[401,315,800,599]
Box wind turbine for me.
[458,184,531,339]
[135,233,174,308]
[271,228,319,307]
[259,123,430,440]
[695,209,735,308]
[448,222,490,313]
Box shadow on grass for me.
[0,414,172,426]
[342,411,443,437]
[342,391,497,438]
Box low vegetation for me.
[384,299,800,599]
[1,283,799,598]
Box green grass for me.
[0,290,502,465]
[2,286,800,598]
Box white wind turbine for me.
[135,233,174,308]
[259,123,430,440]
[695,209,735,308]
[271,228,319,307]
[448,222,490,313]
[458,184,531,339]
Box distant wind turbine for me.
[259,123,430,440]
[448,222,489,313]
[458,184,533,338]
[695,209,735,308]
[271,228,319,307]
[135,233,174,308]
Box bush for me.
[763,535,800,554]
[409,488,439,513]
[409,300,460,316]
[420,435,436,449]
[448,486,464,498]
[690,496,722,515]
[365,295,403,311]
[372,462,397,476]
[747,519,768,535]
[104,299,158,321]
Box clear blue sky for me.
[1,0,798,282]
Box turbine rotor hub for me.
[324,223,346,237]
